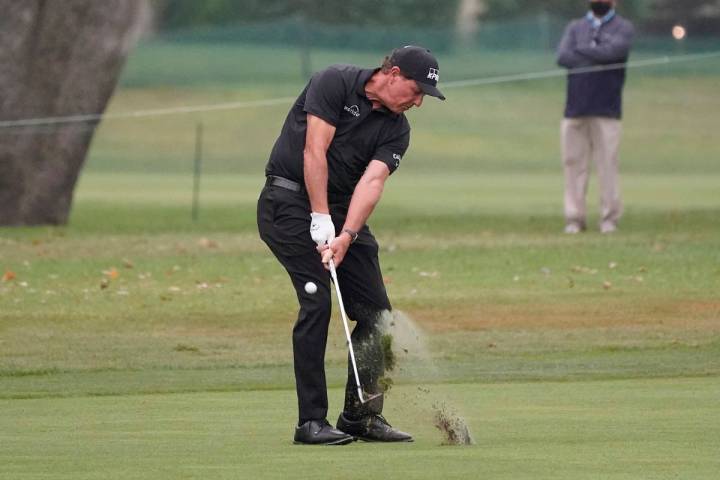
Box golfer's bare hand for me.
[317,235,351,269]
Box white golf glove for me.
[310,212,335,246]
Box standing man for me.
[557,0,634,233]
[257,46,445,445]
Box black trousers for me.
[257,183,391,423]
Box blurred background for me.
[0,0,717,231]
[83,0,718,179]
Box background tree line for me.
[152,0,720,34]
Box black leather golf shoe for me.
[293,419,355,445]
[336,412,413,442]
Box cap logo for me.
[427,68,439,82]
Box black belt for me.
[266,175,351,203]
[266,175,304,193]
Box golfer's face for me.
[386,71,425,114]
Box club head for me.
[360,391,384,404]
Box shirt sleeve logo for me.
[343,105,361,117]
[427,68,439,81]
[392,153,402,168]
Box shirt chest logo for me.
[343,105,361,117]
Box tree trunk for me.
[0,0,148,226]
[455,0,486,46]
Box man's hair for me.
[381,56,409,77]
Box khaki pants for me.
[561,117,623,229]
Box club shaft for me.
[328,259,366,403]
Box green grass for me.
[1,40,720,478]
[2,380,719,479]
[1,173,718,396]
[88,75,720,175]
[92,41,720,175]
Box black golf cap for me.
[390,45,446,101]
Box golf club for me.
[328,258,383,405]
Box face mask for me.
[589,1,612,16]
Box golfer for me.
[257,46,445,445]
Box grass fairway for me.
[1,171,719,478]
[2,379,719,479]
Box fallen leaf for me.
[2,271,16,282]
[102,268,119,280]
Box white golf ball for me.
[304,282,317,294]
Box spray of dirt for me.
[378,333,396,392]
[379,310,475,446]
[432,401,474,445]
[380,310,438,380]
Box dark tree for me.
[0,0,148,226]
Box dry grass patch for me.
[409,299,720,333]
